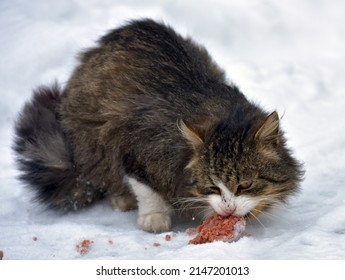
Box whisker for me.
[256,198,294,215]
[173,206,209,212]
[251,207,280,221]
[248,210,266,229]
[172,196,211,217]
[196,207,213,220]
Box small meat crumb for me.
[0,250,3,260]
[165,234,171,241]
[108,240,113,245]
[76,239,94,255]
[32,236,38,241]
[153,242,160,247]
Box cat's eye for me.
[209,186,221,195]
[238,180,253,190]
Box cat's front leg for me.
[126,177,171,233]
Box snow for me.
[1,0,345,260]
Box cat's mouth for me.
[218,207,236,217]
[212,205,239,218]
[209,208,249,222]
[212,203,251,219]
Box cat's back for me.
[64,19,230,107]
[95,18,226,90]
[61,19,249,137]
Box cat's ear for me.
[255,111,280,144]
[179,117,217,150]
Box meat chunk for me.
[189,213,246,245]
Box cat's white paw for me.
[138,213,171,233]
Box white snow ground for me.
[0,0,344,260]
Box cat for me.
[13,19,304,233]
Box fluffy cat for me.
[13,19,303,232]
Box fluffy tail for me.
[13,84,95,210]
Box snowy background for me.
[1,0,344,260]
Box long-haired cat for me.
[13,19,303,232]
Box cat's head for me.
[179,111,304,219]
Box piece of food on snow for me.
[189,213,246,245]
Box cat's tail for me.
[13,84,88,210]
